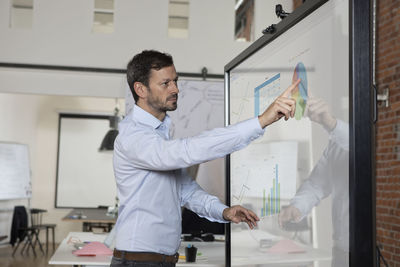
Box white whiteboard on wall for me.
[56,115,117,208]
[0,142,32,200]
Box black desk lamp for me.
[99,106,120,151]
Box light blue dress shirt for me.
[113,105,264,255]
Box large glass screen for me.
[228,0,348,266]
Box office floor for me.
[0,243,63,267]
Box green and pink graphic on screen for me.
[292,62,308,120]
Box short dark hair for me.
[127,50,174,102]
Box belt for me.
[113,249,179,263]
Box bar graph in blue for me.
[261,164,281,217]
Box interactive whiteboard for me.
[226,0,349,265]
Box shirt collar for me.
[132,104,171,130]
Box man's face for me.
[146,65,179,113]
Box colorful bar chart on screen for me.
[261,164,281,217]
[292,62,308,120]
[231,142,297,210]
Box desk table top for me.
[49,232,111,265]
[49,231,330,266]
[62,208,117,223]
[49,232,224,266]
[49,232,225,267]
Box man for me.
[278,97,349,267]
[111,50,300,267]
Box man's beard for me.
[148,94,178,112]
[165,94,178,111]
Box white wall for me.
[0,0,293,244]
[0,68,127,98]
[0,0,292,97]
[0,0,248,73]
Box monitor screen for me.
[181,207,225,240]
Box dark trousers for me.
[110,256,176,267]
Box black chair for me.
[10,206,45,257]
[31,209,57,254]
[30,208,57,254]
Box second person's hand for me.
[278,205,302,228]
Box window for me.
[10,0,33,29]
[168,0,189,39]
[234,0,254,42]
[92,0,114,34]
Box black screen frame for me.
[224,0,375,266]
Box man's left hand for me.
[223,205,260,229]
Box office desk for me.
[63,209,116,232]
[49,232,111,266]
[49,232,225,267]
[49,231,330,266]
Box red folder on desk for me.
[73,241,113,256]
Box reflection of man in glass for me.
[278,97,349,267]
